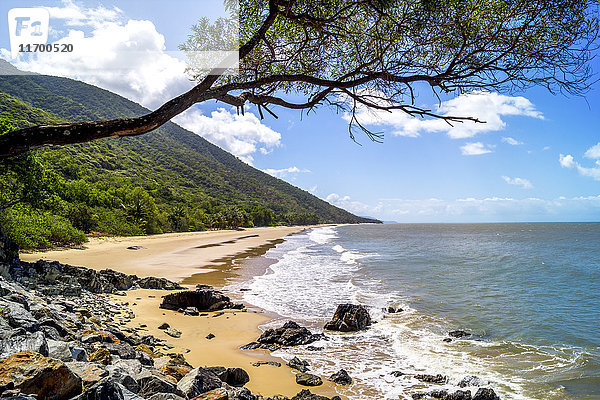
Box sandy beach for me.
[20,226,341,398]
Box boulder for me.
[288,356,309,372]
[158,323,170,330]
[295,373,323,386]
[105,342,138,359]
[324,304,371,332]
[177,367,222,398]
[160,290,235,312]
[446,390,473,400]
[71,347,88,362]
[89,348,112,365]
[329,369,352,385]
[137,277,182,290]
[75,379,124,400]
[257,321,322,346]
[0,351,82,400]
[160,364,192,382]
[138,374,178,397]
[0,331,48,358]
[472,388,500,400]
[0,301,38,331]
[105,364,140,393]
[67,361,108,388]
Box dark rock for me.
[89,348,111,365]
[414,374,448,384]
[290,389,340,400]
[206,333,215,340]
[75,379,124,400]
[0,302,38,331]
[472,388,500,400]
[443,338,452,343]
[324,304,371,332]
[196,284,212,290]
[104,343,137,359]
[448,330,471,338]
[305,346,323,351]
[288,356,310,372]
[252,361,281,367]
[105,364,140,393]
[138,375,177,397]
[446,390,473,400]
[205,366,249,387]
[329,369,352,385]
[226,386,256,400]
[0,331,48,358]
[458,375,484,388]
[430,390,449,398]
[147,394,186,400]
[158,323,170,330]
[295,373,323,386]
[160,290,235,312]
[257,321,323,347]
[390,371,405,377]
[127,246,145,250]
[137,277,182,290]
[386,306,403,313]
[177,367,222,398]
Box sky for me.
[1,0,600,222]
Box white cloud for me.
[325,193,378,215]
[502,137,523,145]
[262,166,310,178]
[345,91,543,139]
[543,146,551,151]
[584,143,600,159]
[3,1,194,108]
[173,107,281,164]
[460,142,494,155]
[502,176,533,189]
[559,153,600,181]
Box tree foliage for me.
[0,0,597,156]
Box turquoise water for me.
[234,224,600,399]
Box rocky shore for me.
[0,237,340,400]
[0,236,503,400]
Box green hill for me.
[0,69,378,248]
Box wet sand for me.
[21,226,342,398]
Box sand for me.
[20,226,342,398]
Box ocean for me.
[228,224,600,400]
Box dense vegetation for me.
[0,72,377,248]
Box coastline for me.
[19,225,342,398]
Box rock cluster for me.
[241,321,323,351]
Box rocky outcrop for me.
[256,321,323,347]
[448,330,471,338]
[295,373,323,386]
[205,367,250,387]
[458,375,484,387]
[5,260,182,296]
[329,369,352,385]
[159,289,243,313]
[324,304,371,332]
[0,351,82,400]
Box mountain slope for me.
[0,71,378,247]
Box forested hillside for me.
[0,69,378,248]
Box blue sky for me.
[1,0,600,222]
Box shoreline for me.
[19,225,342,398]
